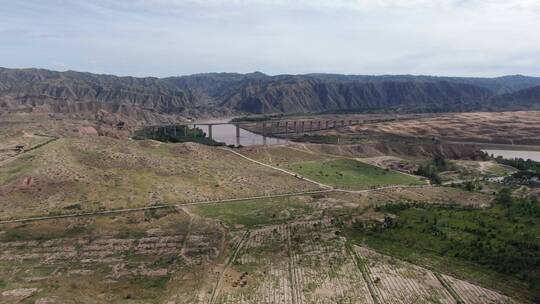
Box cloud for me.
[0,0,539,77]
[122,0,540,11]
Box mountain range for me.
[1,67,539,122]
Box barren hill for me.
[1,68,540,121]
[488,84,540,109]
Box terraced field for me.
[288,221,373,304]
[355,246,455,303]
[439,274,521,304]
[353,246,521,304]
[208,221,522,304]
[0,208,224,303]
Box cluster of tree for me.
[132,126,225,146]
[364,189,540,299]
[414,155,454,184]
[461,180,482,191]
[496,188,540,217]
[495,157,540,174]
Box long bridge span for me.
[141,118,396,140]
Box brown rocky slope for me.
[1,68,540,121]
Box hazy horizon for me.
[2,0,540,77]
[2,65,540,79]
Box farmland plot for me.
[0,235,184,303]
[354,246,455,304]
[214,225,293,304]
[0,210,227,303]
[354,246,523,304]
[440,274,521,304]
[214,221,375,304]
[289,221,374,304]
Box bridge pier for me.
[301,121,305,133]
[293,121,297,134]
[235,124,241,145]
[208,124,213,139]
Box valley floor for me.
[0,114,537,303]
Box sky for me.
[1,0,540,77]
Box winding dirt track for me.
[220,148,334,189]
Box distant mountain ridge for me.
[1,67,539,121]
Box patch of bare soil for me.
[0,288,39,302]
[348,111,540,145]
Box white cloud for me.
[131,0,540,10]
[0,0,539,76]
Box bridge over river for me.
[139,118,397,146]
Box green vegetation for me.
[485,163,516,176]
[493,157,540,185]
[133,125,225,146]
[494,157,540,174]
[288,159,424,190]
[346,189,540,301]
[0,153,35,184]
[1,222,96,242]
[415,155,456,184]
[191,197,314,228]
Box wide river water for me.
[197,124,286,146]
[482,149,540,162]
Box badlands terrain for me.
[0,111,538,303]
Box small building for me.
[14,145,24,152]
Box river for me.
[197,124,286,146]
[482,149,540,162]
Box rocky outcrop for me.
[219,79,493,113]
[488,85,540,109]
[1,67,540,120]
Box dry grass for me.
[0,137,317,219]
[0,208,224,304]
